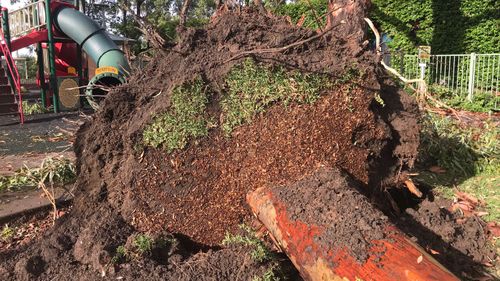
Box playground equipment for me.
[0,0,131,123]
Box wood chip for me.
[404,179,423,198]
[455,191,479,206]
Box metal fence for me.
[1,57,37,85]
[387,53,499,107]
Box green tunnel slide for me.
[53,6,131,103]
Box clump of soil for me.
[0,3,494,280]
[274,167,391,263]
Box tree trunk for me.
[121,0,128,25]
[136,0,144,17]
[247,184,460,281]
[179,0,192,26]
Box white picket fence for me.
[386,53,499,109]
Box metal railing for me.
[0,24,24,123]
[388,53,499,106]
[8,0,46,38]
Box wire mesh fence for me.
[386,52,499,110]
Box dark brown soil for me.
[396,198,497,279]
[0,3,495,280]
[274,167,392,263]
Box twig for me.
[305,0,323,32]
[39,181,58,223]
[55,126,76,136]
[304,4,344,29]
[120,3,167,49]
[224,23,343,63]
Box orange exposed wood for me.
[247,187,460,281]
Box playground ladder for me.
[0,21,24,123]
[8,0,46,38]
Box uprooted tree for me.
[0,1,494,280]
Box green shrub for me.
[22,101,47,115]
[143,78,209,152]
[273,0,499,54]
[370,0,499,54]
[222,59,331,135]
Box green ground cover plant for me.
[429,86,498,113]
[1,225,14,241]
[134,234,154,254]
[222,224,274,263]
[143,78,210,152]
[221,59,331,135]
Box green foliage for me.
[143,78,209,152]
[429,86,499,113]
[371,0,499,53]
[222,59,331,135]
[22,101,47,115]
[134,234,154,254]
[416,113,499,221]
[111,245,128,264]
[0,157,76,192]
[222,224,274,263]
[274,0,499,54]
[272,0,328,30]
[336,66,361,85]
[252,266,281,281]
[86,0,215,54]
[1,225,14,241]
[419,113,498,176]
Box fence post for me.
[418,62,427,96]
[467,53,476,101]
[399,52,404,75]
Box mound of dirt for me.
[0,3,494,280]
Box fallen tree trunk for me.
[247,168,459,281]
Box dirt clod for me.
[14,255,46,280]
